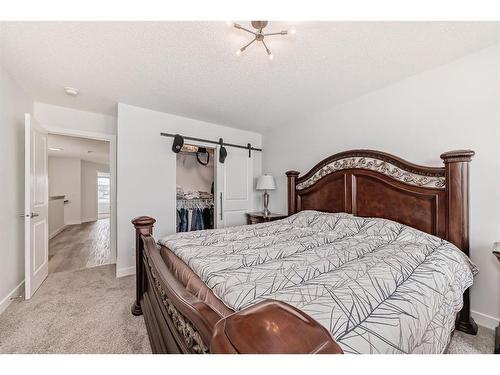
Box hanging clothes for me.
[190,209,204,231]
[202,207,213,229]
[178,208,189,232]
[176,197,214,232]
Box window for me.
[97,173,110,203]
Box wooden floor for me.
[49,219,111,274]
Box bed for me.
[131,149,478,354]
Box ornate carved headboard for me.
[286,149,474,254]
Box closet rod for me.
[160,132,262,152]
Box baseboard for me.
[65,220,82,226]
[471,310,500,330]
[49,225,67,240]
[0,280,25,315]
[116,266,136,278]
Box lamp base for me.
[263,191,270,216]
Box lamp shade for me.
[256,175,276,191]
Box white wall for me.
[48,157,110,225]
[176,151,214,193]
[48,157,82,225]
[0,66,33,313]
[117,103,262,277]
[81,161,110,222]
[48,198,65,239]
[263,44,500,329]
[34,102,116,135]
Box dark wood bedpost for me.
[131,216,156,316]
[286,171,300,215]
[440,150,477,335]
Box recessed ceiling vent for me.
[64,86,79,96]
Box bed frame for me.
[131,149,477,354]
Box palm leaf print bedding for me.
[159,210,477,354]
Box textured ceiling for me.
[1,21,500,131]
[48,134,109,164]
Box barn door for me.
[217,147,253,227]
[24,113,49,299]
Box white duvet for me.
[159,210,477,354]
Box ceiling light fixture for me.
[232,21,293,60]
[48,147,64,151]
[64,86,79,96]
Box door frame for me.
[43,125,118,267]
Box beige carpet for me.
[0,263,495,354]
[0,265,151,354]
[447,326,495,354]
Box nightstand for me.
[246,212,287,225]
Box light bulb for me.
[236,49,242,56]
[268,53,274,61]
[289,27,297,35]
[225,21,234,28]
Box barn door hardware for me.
[162,132,261,163]
[196,147,210,165]
[219,138,227,163]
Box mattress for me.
[158,210,477,354]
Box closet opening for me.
[176,144,215,232]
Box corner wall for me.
[0,66,33,313]
[48,156,82,225]
[48,157,110,224]
[262,44,500,328]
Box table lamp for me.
[256,175,276,216]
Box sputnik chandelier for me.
[231,21,296,60]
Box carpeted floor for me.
[0,263,495,354]
[447,326,495,354]
[0,265,151,353]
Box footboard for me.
[130,216,343,354]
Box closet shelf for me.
[177,197,214,210]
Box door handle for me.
[220,192,223,221]
[30,212,39,218]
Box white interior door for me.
[217,147,253,227]
[24,113,49,299]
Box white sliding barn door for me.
[216,147,253,228]
[24,114,49,299]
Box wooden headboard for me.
[286,149,474,255]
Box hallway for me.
[49,219,111,274]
